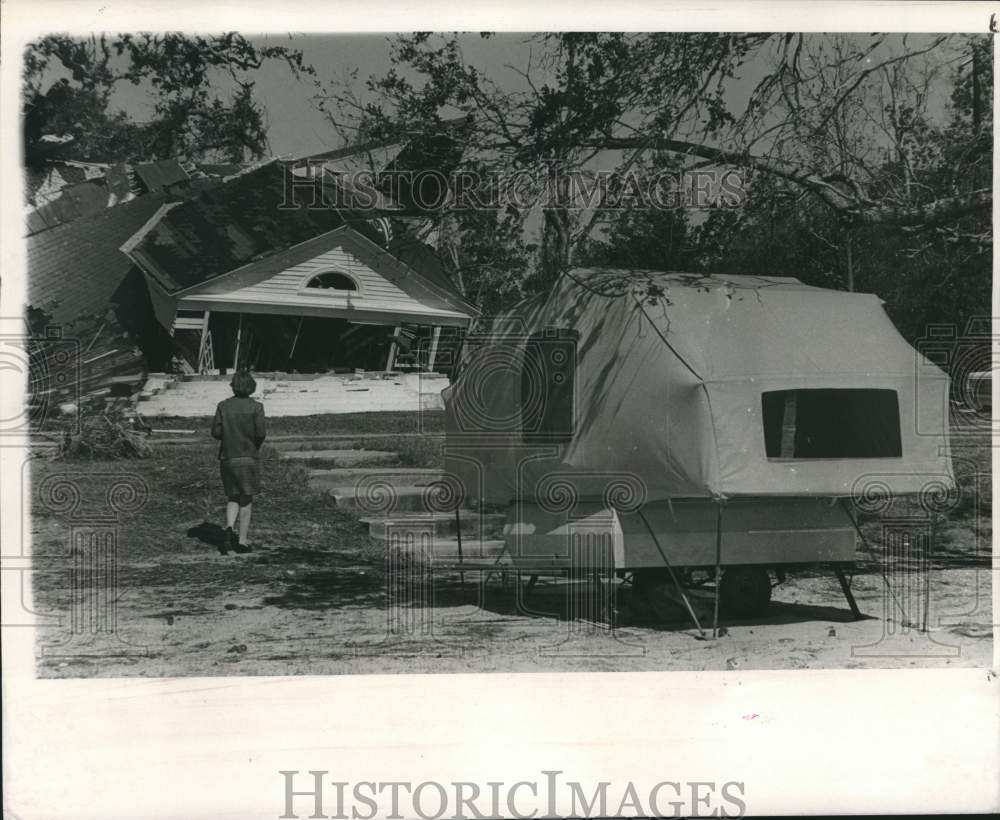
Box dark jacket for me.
[211,396,266,460]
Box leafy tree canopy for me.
[23,33,314,166]
[318,33,990,344]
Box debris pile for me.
[29,306,147,429]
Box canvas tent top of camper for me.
[443,268,953,502]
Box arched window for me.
[303,271,359,292]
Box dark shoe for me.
[222,527,237,555]
[234,542,252,554]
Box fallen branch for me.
[590,135,992,228]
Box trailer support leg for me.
[483,542,510,588]
[712,505,724,639]
[525,574,538,600]
[637,509,706,640]
[513,573,539,609]
[833,565,863,620]
[839,499,906,620]
[454,508,465,587]
[922,514,938,633]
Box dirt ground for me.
[27,416,994,677]
[31,558,994,677]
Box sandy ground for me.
[26,416,994,677]
[32,524,993,677]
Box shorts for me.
[220,457,260,497]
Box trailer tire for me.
[719,566,771,619]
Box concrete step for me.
[363,512,508,541]
[307,468,442,491]
[385,537,508,561]
[327,484,449,513]
[266,435,442,453]
[325,484,505,514]
[282,449,400,468]
[273,433,443,443]
[269,439,365,452]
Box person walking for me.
[211,370,266,554]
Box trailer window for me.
[521,328,577,442]
[762,389,902,459]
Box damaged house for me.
[24,124,476,413]
[24,157,251,407]
[120,161,477,375]
[25,187,171,406]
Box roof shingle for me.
[125,163,383,293]
[26,192,168,326]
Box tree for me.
[597,34,991,230]
[23,33,314,167]
[574,153,696,271]
[318,32,990,316]
[683,34,990,344]
[317,33,769,294]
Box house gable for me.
[175,226,476,326]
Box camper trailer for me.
[442,269,954,623]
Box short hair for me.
[230,370,257,398]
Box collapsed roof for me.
[119,162,390,294]
[25,158,234,235]
[26,191,169,326]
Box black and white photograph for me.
[1,4,997,818]
[12,26,993,676]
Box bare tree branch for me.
[591,135,992,227]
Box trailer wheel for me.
[719,566,771,619]
[631,569,671,590]
[628,570,699,623]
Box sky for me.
[259,34,954,158]
[46,32,963,161]
[107,33,542,158]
